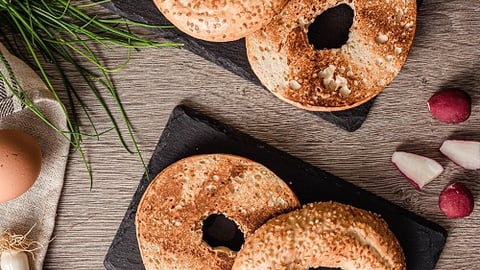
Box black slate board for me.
[104,105,447,270]
[99,0,375,132]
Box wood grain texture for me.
[41,0,480,269]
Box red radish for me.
[439,182,474,218]
[427,88,471,124]
[440,140,480,170]
[392,151,444,189]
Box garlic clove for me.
[1,250,30,270]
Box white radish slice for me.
[392,151,444,189]
[440,140,480,170]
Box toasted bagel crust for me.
[246,0,417,111]
[135,154,299,270]
[232,201,406,270]
[154,0,287,42]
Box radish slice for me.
[440,140,480,170]
[392,151,444,189]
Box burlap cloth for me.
[0,43,70,269]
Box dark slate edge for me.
[99,0,373,132]
[104,105,447,270]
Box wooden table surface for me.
[42,0,480,269]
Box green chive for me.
[0,0,182,188]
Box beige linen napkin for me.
[0,43,70,270]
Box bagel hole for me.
[307,4,354,49]
[202,214,244,252]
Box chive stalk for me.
[0,0,181,187]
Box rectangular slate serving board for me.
[100,0,375,132]
[104,105,447,270]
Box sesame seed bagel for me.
[246,0,417,111]
[135,154,299,270]
[153,0,288,42]
[231,201,406,270]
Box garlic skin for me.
[0,250,29,270]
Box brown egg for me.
[0,129,42,203]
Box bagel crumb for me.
[375,33,389,44]
[387,66,397,73]
[340,86,352,97]
[395,8,404,22]
[298,16,308,26]
[404,21,414,29]
[319,65,336,80]
[268,198,275,207]
[206,185,217,191]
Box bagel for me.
[246,0,417,111]
[231,201,406,270]
[153,0,288,42]
[135,154,300,270]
